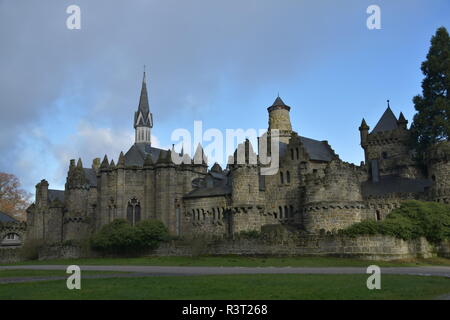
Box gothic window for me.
[127,198,141,226]
[284,206,289,219]
[290,149,294,160]
[192,209,196,220]
[280,172,284,184]
[296,148,299,160]
[279,206,283,219]
[290,205,294,218]
[287,171,291,184]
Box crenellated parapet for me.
[304,159,367,203]
[365,127,410,146]
[66,159,90,190]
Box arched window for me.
[284,206,289,220]
[279,206,283,219]
[287,171,291,184]
[280,172,284,184]
[290,205,294,218]
[290,149,294,160]
[127,198,141,226]
[296,148,299,160]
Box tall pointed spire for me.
[137,68,150,116]
[134,69,153,145]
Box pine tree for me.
[411,27,450,156]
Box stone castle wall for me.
[32,234,450,262]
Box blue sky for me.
[0,0,449,193]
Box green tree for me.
[411,27,450,157]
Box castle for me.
[25,73,450,244]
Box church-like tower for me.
[134,71,153,144]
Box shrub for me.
[343,200,450,243]
[90,219,168,255]
[135,219,170,250]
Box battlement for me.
[366,128,409,146]
[303,159,367,204]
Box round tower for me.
[230,139,259,206]
[426,141,450,203]
[267,96,292,144]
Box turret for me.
[35,179,49,207]
[397,112,408,130]
[267,96,292,144]
[230,139,260,206]
[359,118,369,147]
[426,141,450,202]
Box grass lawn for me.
[0,274,449,300]
[4,255,450,268]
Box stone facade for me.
[26,77,450,245]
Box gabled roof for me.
[124,143,168,167]
[48,190,65,202]
[299,136,335,162]
[371,107,399,133]
[83,168,97,187]
[184,185,232,199]
[0,211,17,223]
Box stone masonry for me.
[25,75,450,245]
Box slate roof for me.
[0,211,17,223]
[362,175,432,197]
[124,143,168,167]
[272,97,287,107]
[184,185,232,199]
[134,72,152,128]
[138,73,150,114]
[83,168,97,187]
[299,136,335,162]
[268,96,291,111]
[371,107,399,133]
[48,189,65,203]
